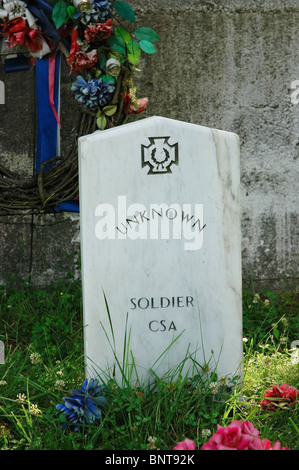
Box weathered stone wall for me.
[0,60,81,285]
[0,0,298,289]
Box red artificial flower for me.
[2,18,43,52]
[261,383,299,412]
[67,49,98,72]
[124,94,148,115]
[84,19,113,43]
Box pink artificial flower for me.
[201,421,252,450]
[67,49,98,72]
[260,439,272,450]
[248,436,270,450]
[201,420,290,450]
[84,19,113,42]
[269,441,290,450]
[261,384,299,412]
[172,438,196,450]
[241,420,260,438]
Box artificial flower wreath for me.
[0,0,158,213]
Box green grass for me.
[0,279,298,450]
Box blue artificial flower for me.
[80,0,113,24]
[56,378,106,431]
[71,75,115,110]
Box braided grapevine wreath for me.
[0,0,158,214]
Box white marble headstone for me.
[79,116,242,385]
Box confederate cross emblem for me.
[141,137,179,174]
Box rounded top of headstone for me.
[78,115,239,147]
[79,116,207,143]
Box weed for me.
[0,281,297,450]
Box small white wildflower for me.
[56,370,63,376]
[147,436,157,449]
[252,293,260,303]
[262,356,271,366]
[29,404,41,416]
[55,379,66,390]
[30,352,41,364]
[16,393,27,403]
[0,380,7,386]
[209,382,219,394]
[243,337,248,343]
[281,317,288,328]
[219,375,227,387]
[264,299,270,306]
[201,428,211,440]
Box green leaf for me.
[52,0,68,29]
[127,39,141,65]
[107,35,126,56]
[273,327,280,339]
[103,105,117,116]
[98,52,107,73]
[139,40,156,54]
[134,27,160,43]
[67,5,77,20]
[114,26,131,44]
[97,114,107,130]
[114,1,136,23]
[101,75,116,83]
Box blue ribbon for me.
[35,52,60,174]
[4,54,30,72]
[3,1,79,212]
[24,0,61,45]
[31,0,53,16]
[35,52,79,212]
[34,0,79,211]
[56,200,79,211]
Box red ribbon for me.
[70,25,79,54]
[48,50,61,128]
[67,25,79,74]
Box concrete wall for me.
[0,0,298,289]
